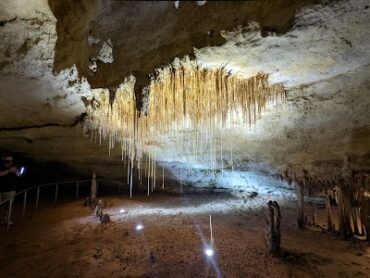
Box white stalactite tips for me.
[84,61,286,184]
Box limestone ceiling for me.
[48,0,318,105]
[0,0,369,179]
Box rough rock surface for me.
[48,0,317,95]
[0,0,369,190]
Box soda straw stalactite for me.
[129,161,133,199]
[84,59,286,191]
[162,164,165,190]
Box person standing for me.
[0,153,22,225]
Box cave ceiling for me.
[0,0,369,183]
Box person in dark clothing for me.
[0,153,22,225]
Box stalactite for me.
[151,153,155,192]
[147,153,150,196]
[130,161,133,198]
[127,159,130,186]
[162,164,165,190]
[280,165,370,241]
[180,168,183,193]
[84,60,286,191]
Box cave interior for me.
[0,0,369,277]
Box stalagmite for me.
[350,190,361,236]
[296,181,305,229]
[265,200,281,255]
[279,164,370,242]
[91,172,97,201]
[361,193,370,243]
[336,185,353,239]
[325,190,333,231]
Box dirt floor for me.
[0,192,369,278]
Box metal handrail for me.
[0,178,126,232]
[0,179,93,205]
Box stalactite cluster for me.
[281,163,370,242]
[84,60,286,193]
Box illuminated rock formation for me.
[0,0,369,194]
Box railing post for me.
[36,186,40,209]
[6,199,13,233]
[75,182,79,199]
[22,190,27,217]
[54,184,58,204]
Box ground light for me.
[204,214,215,258]
[136,224,144,231]
[120,209,125,213]
[205,247,214,257]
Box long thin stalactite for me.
[84,60,286,191]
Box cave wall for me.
[0,0,369,190]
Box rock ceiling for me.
[48,0,316,98]
[0,0,369,186]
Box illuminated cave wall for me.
[0,0,369,192]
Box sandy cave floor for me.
[0,192,369,278]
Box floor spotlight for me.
[136,224,144,231]
[205,247,214,257]
[120,209,125,213]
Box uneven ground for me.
[0,192,369,278]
